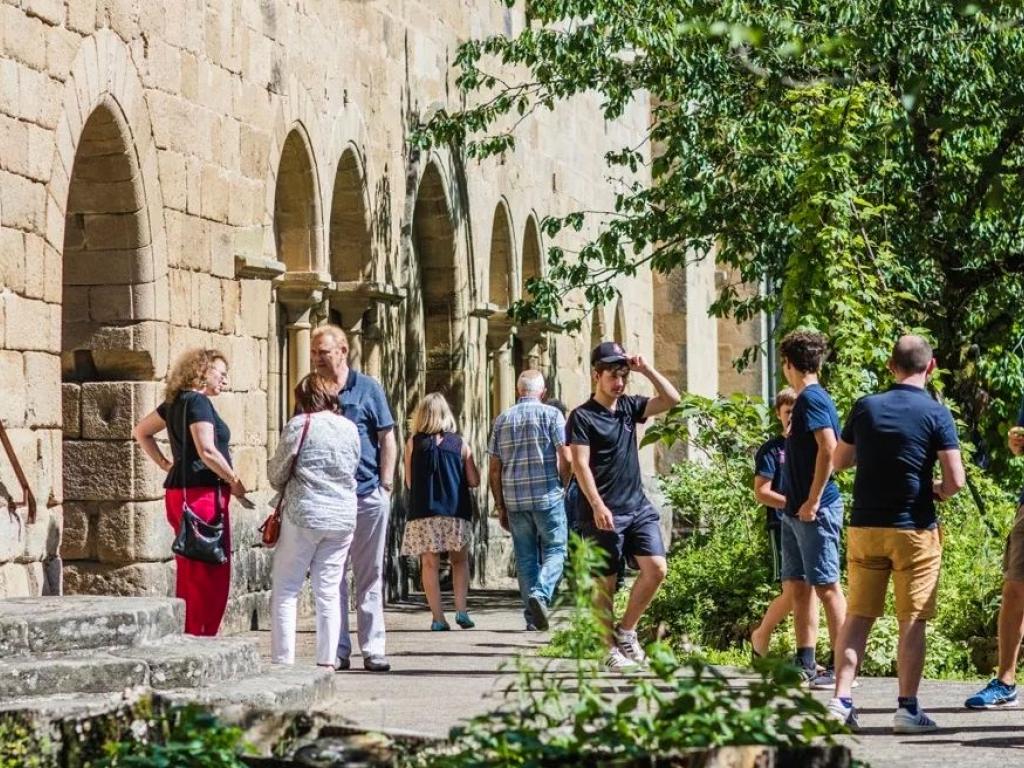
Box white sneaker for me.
[605,646,638,670]
[614,625,647,664]
[893,707,938,734]
[825,698,859,730]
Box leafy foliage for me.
[418,0,1024,468]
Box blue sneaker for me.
[965,679,1018,709]
[455,611,475,629]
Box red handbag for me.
[259,414,311,548]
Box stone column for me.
[327,281,406,380]
[277,272,331,415]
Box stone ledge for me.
[235,254,286,280]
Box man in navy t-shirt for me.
[778,330,845,688]
[827,335,964,733]
[964,399,1024,711]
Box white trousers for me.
[271,518,354,666]
[337,486,391,659]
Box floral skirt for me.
[401,517,472,555]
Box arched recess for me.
[486,201,516,422]
[273,127,321,273]
[515,213,546,377]
[406,161,465,423]
[614,296,628,345]
[326,145,377,373]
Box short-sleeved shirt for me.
[754,436,786,530]
[841,384,960,529]
[408,432,472,522]
[487,398,566,513]
[784,383,841,515]
[567,394,650,520]
[157,391,232,488]
[1017,399,1024,506]
[335,369,395,497]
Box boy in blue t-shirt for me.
[750,387,820,659]
[778,330,847,687]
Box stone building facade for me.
[0,0,670,624]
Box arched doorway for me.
[406,162,464,424]
[272,128,323,420]
[515,214,549,381]
[60,103,161,593]
[486,201,515,421]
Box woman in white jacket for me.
[269,373,361,668]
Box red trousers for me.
[165,487,232,636]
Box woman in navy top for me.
[401,392,480,630]
[133,348,246,636]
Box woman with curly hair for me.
[133,348,245,635]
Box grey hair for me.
[311,324,349,347]
[517,369,546,397]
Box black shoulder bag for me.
[171,395,228,565]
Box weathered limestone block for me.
[0,349,27,427]
[0,505,26,562]
[63,560,175,597]
[231,445,266,492]
[61,382,81,438]
[228,335,260,392]
[0,561,44,597]
[23,351,61,428]
[239,278,271,338]
[80,381,160,440]
[60,501,98,561]
[96,499,173,564]
[132,442,167,501]
[21,507,58,562]
[62,439,134,501]
[2,292,58,352]
[213,390,243,436]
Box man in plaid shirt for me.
[488,369,572,630]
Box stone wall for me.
[0,0,655,602]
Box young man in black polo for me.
[568,341,680,670]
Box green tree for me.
[419,0,1024,462]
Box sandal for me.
[430,619,451,631]
[455,611,475,629]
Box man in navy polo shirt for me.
[778,330,845,688]
[964,401,1024,710]
[568,341,680,670]
[310,325,397,673]
[827,335,964,733]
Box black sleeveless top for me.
[408,432,471,522]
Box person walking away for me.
[308,325,397,673]
[268,374,362,668]
[134,348,245,636]
[568,342,680,669]
[750,388,821,659]
[778,330,846,688]
[964,402,1024,710]
[489,371,572,630]
[401,393,480,630]
[827,335,965,732]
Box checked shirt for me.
[488,398,566,513]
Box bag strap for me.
[179,395,189,512]
[274,413,312,514]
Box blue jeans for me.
[507,500,568,621]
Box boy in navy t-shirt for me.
[778,330,846,687]
[750,387,821,659]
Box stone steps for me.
[0,595,183,655]
[0,596,335,715]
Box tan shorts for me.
[846,527,942,622]
[1003,505,1024,582]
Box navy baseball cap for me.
[591,341,628,366]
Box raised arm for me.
[630,355,680,418]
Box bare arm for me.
[557,445,573,486]
[798,428,837,521]
[133,410,172,472]
[753,475,786,509]
[570,443,613,531]
[833,439,856,471]
[403,436,413,490]
[378,428,397,490]
[933,448,966,501]
[631,356,680,418]
[189,421,245,496]
[463,445,480,488]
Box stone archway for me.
[60,102,167,595]
[515,214,548,379]
[486,201,516,421]
[407,161,464,424]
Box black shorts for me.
[581,502,666,576]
